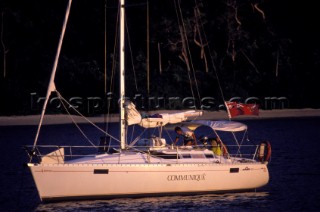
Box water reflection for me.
[35,192,269,211]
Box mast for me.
[120,0,126,150]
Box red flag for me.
[225,101,240,118]
[225,101,259,118]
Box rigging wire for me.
[194,0,231,119]
[104,0,120,133]
[177,0,202,104]
[125,13,139,91]
[104,0,108,132]
[193,4,208,73]
[57,91,97,147]
[147,0,150,94]
[164,128,175,144]
[106,2,147,9]
[174,0,202,109]
[109,1,140,97]
[104,0,108,96]
[173,0,195,108]
[33,0,72,148]
[233,130,248,157]
[109,2,120,97]
[128,128,148,147]
[124,2,147,141]
[130,124,136,143]
[107,1,144,143]
[56,90,120,143]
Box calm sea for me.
[1,117,320,211]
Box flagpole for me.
[224,101,232,120]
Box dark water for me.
[1,117,320,211]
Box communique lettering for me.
[167,174,206,181]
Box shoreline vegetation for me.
[1,108,320,126]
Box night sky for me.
[0,0,319,115]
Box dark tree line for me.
[0,0,319,115]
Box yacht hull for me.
[28,162,269,202]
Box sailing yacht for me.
[25,0,271,202]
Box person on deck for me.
[174,126,197,146]
[211,138,222,156]
[211,137,229,157]
[199,136,228,156]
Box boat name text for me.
[167,174,206,181]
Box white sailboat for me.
[25,0,271,202]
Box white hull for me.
[28,154,269,201]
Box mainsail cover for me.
[124,101,203,128]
